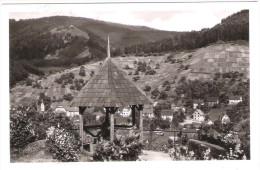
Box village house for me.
[119,107,132,117]
[40,102,45,112]
[161,110,173,122]
[207,109,230,124]
[65,107,79,117]
[192,109,205,123]
[51,101,79,117]
[221,114,231,124]
[193,99,204,109]
[37,100,45,112]
[148,59,156,69]
[228,96,242,105]
[207,97,219,107]
[153,101,158,107]
[143,104,154,119]
[206,120,214,126]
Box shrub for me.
[93,131,143,161]
[162,81,170,87]
[133,76,140,82]
[165,85,171,91]
[10,105,38,155]
[134,70,139,75]
[158,91,168,100]
[90,71,95,77]
[143,85,151,92]
[151,88,160,98]
[145,69,156,75]
[79,69,86,76]
[10,104,77,158]
[63,93,74,101]
[46,126,80,162]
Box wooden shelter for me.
[70,36,151,151]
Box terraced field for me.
[10,42,249,107]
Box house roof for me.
[51,100,79,112]
[229,96,242,100]
[207,97,218,102]
[64,106,79,112]
[51,100,69,109]
[193,109,204,116]
[207,109,226,122]
[70,37,152,108]
[161,110,173,116]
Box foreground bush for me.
[10,103,78,158]
[93,131,143,161]
[10,105,38,155]
[46,126,80,162]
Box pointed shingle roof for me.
[70,57,151,108]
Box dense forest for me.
[123,10,249,54]
[9,21,107,87]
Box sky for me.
[8,4,244,31]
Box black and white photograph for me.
[0,0,260,169]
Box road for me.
[140,150,172,161]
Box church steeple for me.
[107,36,110,58]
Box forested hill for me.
[10,16,174,48]
[9,10,248,87]
[9,16,175,87]
[123,10,249,54]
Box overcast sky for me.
[9,4,244,31]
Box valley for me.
[10,41,249,107]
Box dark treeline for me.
[31,57,91,67]
[9,19,107,87]
[10,60,44,87]
[122,10,249,54]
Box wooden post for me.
[131,105,136,126]
[110,112,114,142]
[139,105,143,142]
[79,107,86,151]
[104,107,110,126]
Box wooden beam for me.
[79,107,86,151]
[105,107,110,125]
[110,112,114,142]
[131,105,136,126]
[135,105,143,111]
[139,105,143,142]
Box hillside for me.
[124,10,249,54]
[10,41,249,107]
[10,16,174,48]
[9,10,248,88]
[9,16,176,87]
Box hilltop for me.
[10,41,249,107]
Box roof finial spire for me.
[107,35,110,58]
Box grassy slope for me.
[10,42,249,106]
